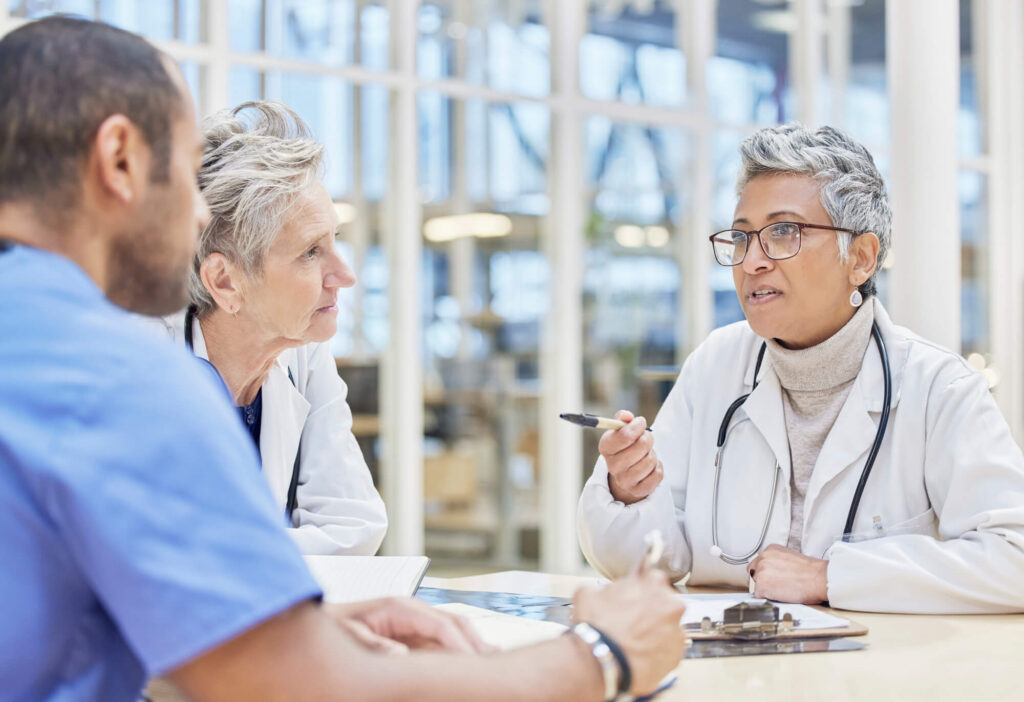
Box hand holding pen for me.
[577,409,663,506]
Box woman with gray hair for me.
[577,124,1024,613]
[160,101,387,555]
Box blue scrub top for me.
[0,245,321,702]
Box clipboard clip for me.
[692,600,797,640]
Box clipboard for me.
[686,618,868,640]
[680,595,868,641]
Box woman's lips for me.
[316,303,338,313]
[746,290,781,305]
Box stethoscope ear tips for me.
[709,545,723,558]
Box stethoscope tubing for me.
[710,321,891,565]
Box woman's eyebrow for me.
[765,210,805,220]
[732,210,807,227]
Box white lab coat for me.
[578,299,1024,613]
[155,311,388,556]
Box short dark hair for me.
[0,16,183,211]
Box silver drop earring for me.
[850,289,863,308]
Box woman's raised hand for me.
[600,409,663,505]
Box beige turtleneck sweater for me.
[765,301,875,553]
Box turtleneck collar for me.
[765,299,875,393]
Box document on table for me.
[304,555,430,603]
[433,602,567,650]
[679,593,850,631]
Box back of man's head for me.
[0,16,182,216]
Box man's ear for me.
[199,252,244,315]
[90,114,150,205]
[850,232,880,286]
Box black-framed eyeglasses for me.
[709,222,861,267]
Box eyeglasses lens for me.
[762,222,800,259]
[713,231,746,266]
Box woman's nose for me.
[325,250,357,289]
[742,232,774,274]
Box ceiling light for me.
[423,213,513,243]
[751,10,798,34]
[614,224,646,248]
[645,225,670,248]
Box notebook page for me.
[304,555,430,603]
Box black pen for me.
[559,412,653,432]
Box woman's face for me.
[241,180,355,346]
[731,173,859,349]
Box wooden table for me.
[422,570,1024,702]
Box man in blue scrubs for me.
[0,16,686,702]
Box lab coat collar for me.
[740,298,907,413]
[859,298,908,413]
[182,309,212,361]
[259,355,310,510]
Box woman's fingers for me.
[599,415,649,458]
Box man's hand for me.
[572,570,687,696]
[748,544,829,604]
[324,597,495,654]
[601,410,663,505]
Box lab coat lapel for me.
[738,364,791,476]
[803,299,909,526]
[802,378,879,520]
[258,356,310,511]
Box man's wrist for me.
[568,622,630,701]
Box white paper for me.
[679,594,849,630]
[304,555,430,603]
[434,602,568,650]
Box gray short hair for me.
[189,100,325,316]
[736,124,892,298]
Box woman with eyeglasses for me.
[577,124,1024,614]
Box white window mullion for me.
[203,0,231,115]
[791,0,824,126]
[982,0,1024,440]
[380,0,424,556]
[886,0,960,352]
[679,0,715,361]
[539,0,585,574]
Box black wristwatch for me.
[570,622,631,702]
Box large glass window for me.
[418,1,549,98]
[711,0,793,125]
[957,0,992,385]
[10,0,201,42]
[419,91,549,565]
[581,1,687,107]
[583,118,691,432]
[839,0,888,149]
[229,0,389,69]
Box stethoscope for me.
[709,321,892,565]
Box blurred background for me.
[3,0,1021,574]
